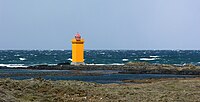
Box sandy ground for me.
[1,78,200,102]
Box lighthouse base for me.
[71,62,85,65]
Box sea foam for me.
[122,59,129,61]
[19,58,26,61]
[149,56,159,58]
[140,58,157,61]
[67,58,72,61]
[0,64,28,68]
[86,63,124,66]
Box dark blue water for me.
[0,69,194,84]
[42,74,193,84]
[1,50,200,67]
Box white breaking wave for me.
[86,63,124,66]
[67,58,72,61]
[110,63,124,65]
[140,58,157,61]
[19,58,26,61]
[47,64,57,66]
[122,59,129,61]
[150,56,160,58]
[0,64,28,68]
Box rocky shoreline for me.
[13,62,200,75]
[1,62,200,101]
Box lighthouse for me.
[71,33,85,65]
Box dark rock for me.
[57,62,70,66]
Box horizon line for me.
[0,49,200,51]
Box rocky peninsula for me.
[23,62,200,75]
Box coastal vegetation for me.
[1,78,200,102]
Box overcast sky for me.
[0,0,200,50]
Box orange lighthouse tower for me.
[71,33,85,65]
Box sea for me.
[0,50,199,83]
[0,50,200,67]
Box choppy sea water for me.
[0,50,200,67]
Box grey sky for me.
[0,0,200,50]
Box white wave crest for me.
[122,59,129,61]
[19,58,26,61]
[67,58,72,61]
[86,63,124,66]
[150,56,159,58]
[140,58,157,61]
[110,63,124,65]
[0,64,28,68]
